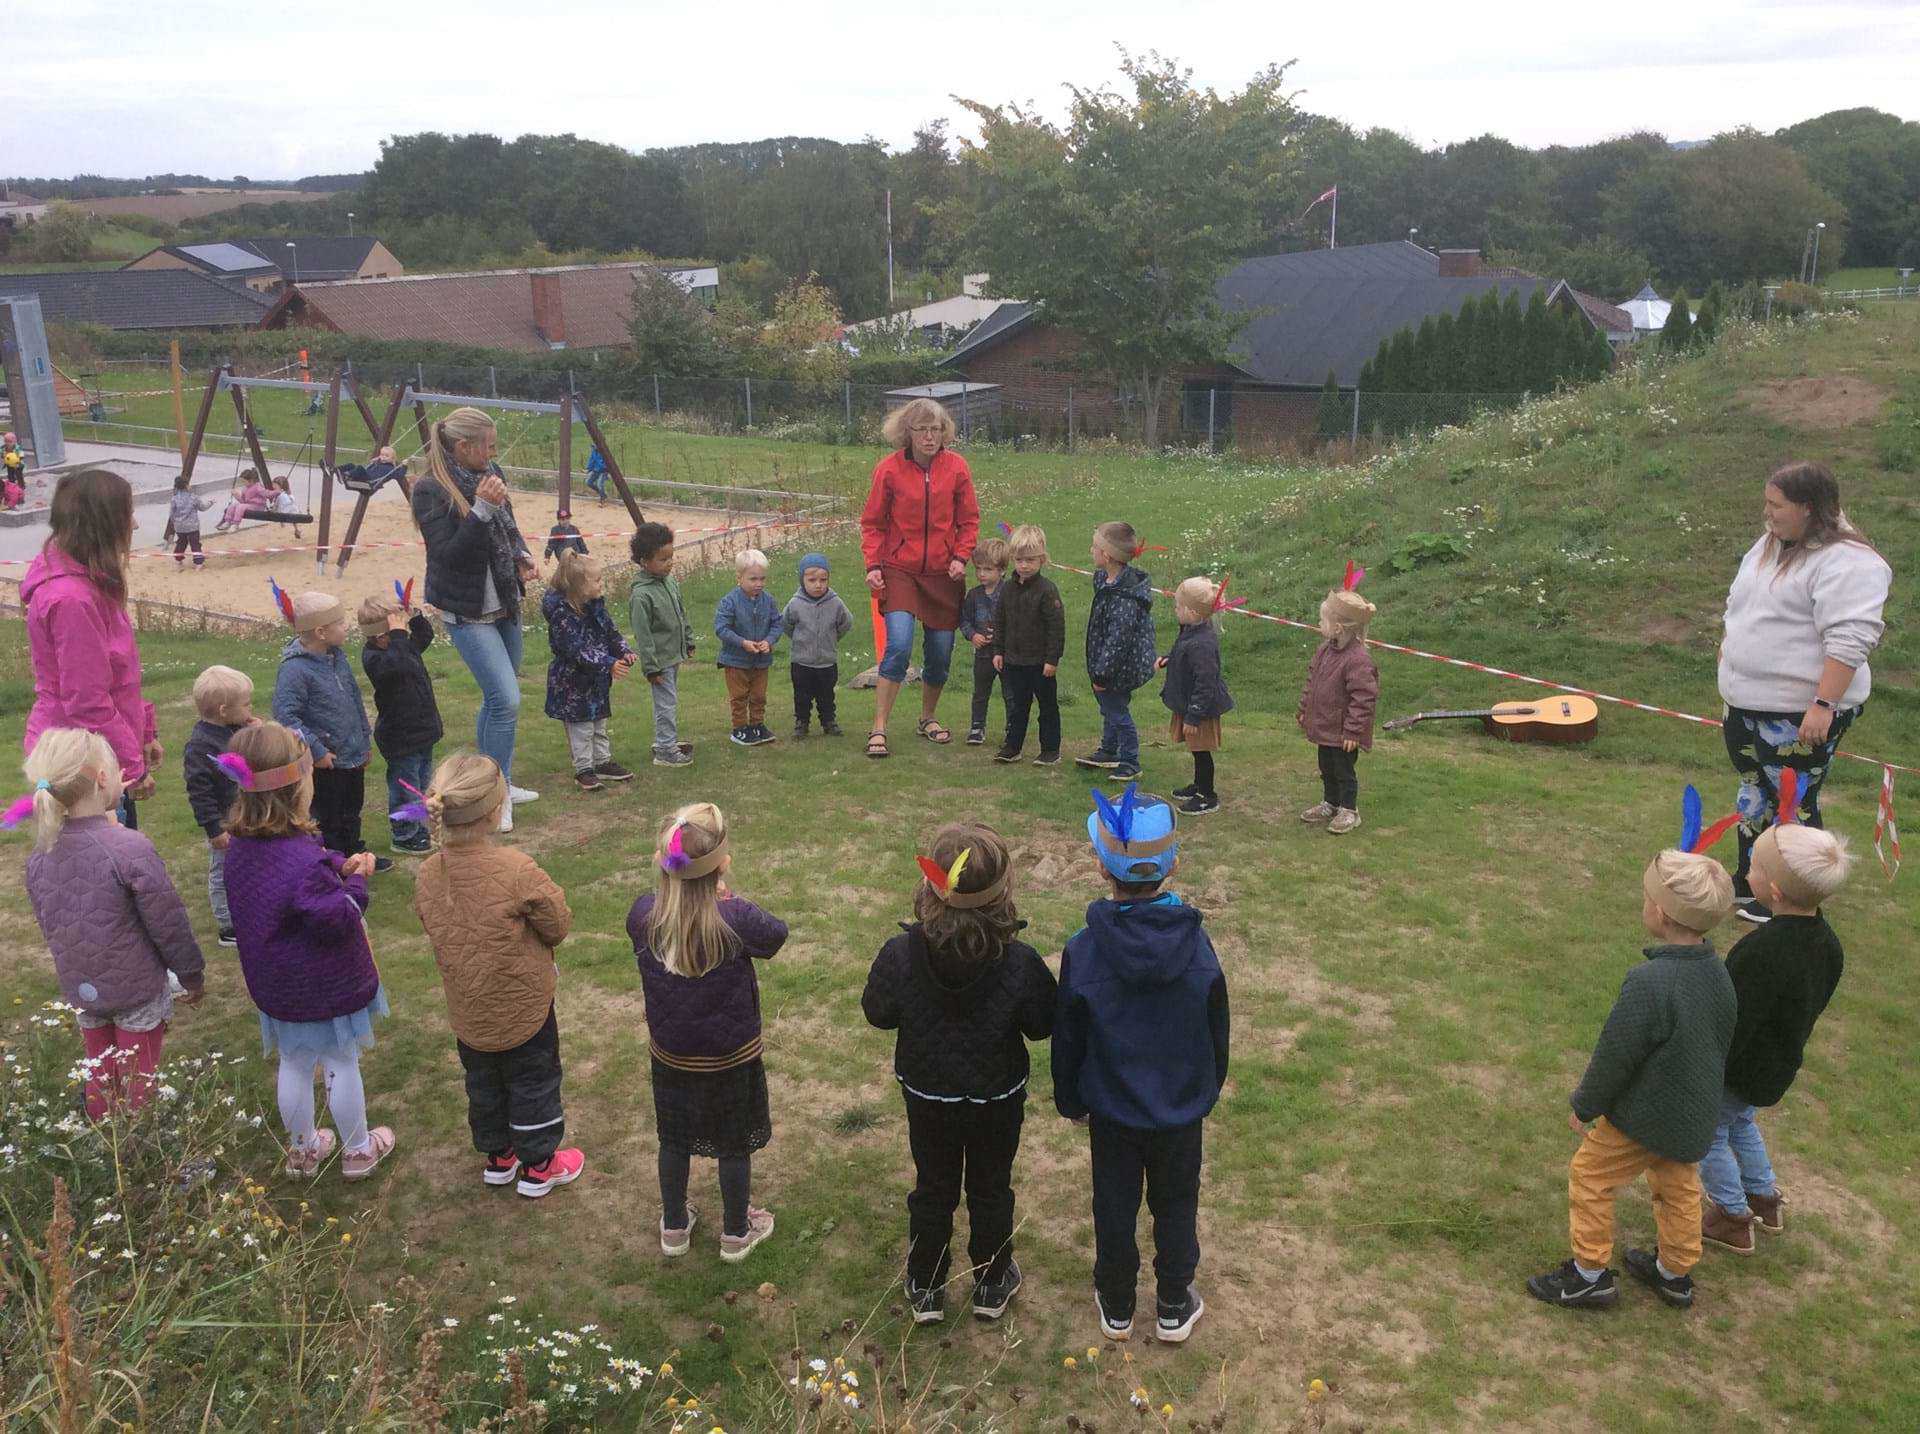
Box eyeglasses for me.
[908,425,943,435]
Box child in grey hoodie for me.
[782,552,854,738]
[166,474,215,569]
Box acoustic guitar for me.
[1383,695,1600,744]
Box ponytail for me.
[417,406,497,527]
[20,729,116,852]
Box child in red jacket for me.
[1296,581,1379,835]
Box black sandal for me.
[866,731,891,759]
[916,718,953,745]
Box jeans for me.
[1094,686,1140,765]
[445,614,524,782]
[457,1007,566,1167]
[1697,1091,1778,1217]
[791,663,839,728]
[1000,664,1060,755]
[207,842,231,929]
[650,666,681,754]
[585,469,609,501]
[1089,1117,1203,1316]
[385,746,434,845]
[1317,745,1359,809]
[903,1090,1025,1289]
[310,764,366,857]
[1722,702,1858,892]
[879,607,955,687]
[564,719,611,772]
[968,647,1001,733]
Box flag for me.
[1874,765,1901,879]
[1302,186,1337,217]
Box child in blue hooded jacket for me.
[714,548,784,747]
[1054,786,1228,1347]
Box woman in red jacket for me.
[859,399,980,758]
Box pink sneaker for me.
[341,1127,396,1182]
[285,1128,337,1178]
[661,1207,699,1257]
[517,1148,584,1198]
[483,1149,520,1186]
[720,1206,775,1263]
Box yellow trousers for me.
[1567,1116,1702,1275]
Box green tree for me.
[759,278,848,381]
[1494,290,1526,390]
[1661,288,1695,350]
[1696,280,1726,343]
[1410,316,1439,393]
[623,266,721,376]
[1519,291,1555,390]
[1316,369,1348,439]
[24,201,95,262]
[957,51,1299,446]
[1776,108,1920,267]
[1585,325,1615,380]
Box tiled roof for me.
[0,269,276,330]
[236,235,381,281]
[941,301,1036,365]
[1570,288,1633,333]
[278,263,681,351]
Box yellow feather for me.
[945,848,971,893]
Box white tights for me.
[277,1051,370,1156]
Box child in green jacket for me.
[629,524,696,768]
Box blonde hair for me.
[418,406,498,522]
[647,803,740,979]
[1006,524,1047,561]
[973,537,1010,571]
[1093,521,1137,565]
[224,722,317,839]
[1759,825,1854,904]
[734,547,769,576]
[1319,590,1376,647]
[192,664,253,719]
[22,729,116,852]
[550,550,600,612]
[912,823,1021,967]
[356,592,402,637]
[424,752,505,848]
[1645,850,1735,934]
[1174,576,1220,625]
[882,397,956,450]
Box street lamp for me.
[1809,221,1826,284]
[285,241,299,286]
[346,211,355,237]
[1408,226,1419,243]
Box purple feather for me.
[660,823,691,872]
[0,793,36,829]
[390,802,429,825]
[215,752,255,787]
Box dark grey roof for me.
[1231,239,1439,282]
[173,242,280,274]
[0,269,275,330]
[237,235,380,281]
[942,301,1034,365]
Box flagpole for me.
[1330,188,1337,249]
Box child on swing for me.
[219,468,274,532]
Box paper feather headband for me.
[1090,784,1177,857]
[660,820,730,880]
[214,749,313,793]
[916,846,1009,908]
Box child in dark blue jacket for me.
[1078,521,1158,782]
[1054,786,1228,1346]
[543,552,637,791]
[358,591,444,854]
[714,547,784,747]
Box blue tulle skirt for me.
[259,986,390,1063]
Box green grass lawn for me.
[1823,267,1918,292]
[3,308,1917,1430]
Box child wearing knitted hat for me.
[271,589,388,871]
[1698,825,1851,1255]
[1528,849,1737,1312]
[1297,583,1379,836]
[782,553,853,738]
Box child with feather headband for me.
[269,581,384,869]
[359,579,443,855]
[1297,560,1379,835]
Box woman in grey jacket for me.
[1717,462,1891,922]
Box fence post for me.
[744,377,754,428]
[1350,385,1360,444]
[844,380,852,427]
[488,366,497,399]
[961,383,971,440]
[653,374,662,419]
[1207,388,1216,450]
[415,362,425,388]
[1066,385,1075,451]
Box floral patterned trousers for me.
[1722,702,1859,892]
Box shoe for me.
[1171,782,1199,800]
[1299,801,1335,824]
[574,768,605,792]
[217,927,238,948]
[1525,1259,1619,1310]
[719,1206,775,1263]
[753,725,778,745]
[972,1260,1022,1320]
[508,785,540,805]
[1075,749,1120,769]
[1748,1189,1786,1234]
[1736,896,1773,925]
[390,835,431,855]
[1095,1289,1133,1342]
[593,760,634,783]
[1155,1286,1205,1343]
[483,1149,520,1186]
[907,1278,946,1325]
[1178,793,1221,816]
[284,1128,337,1178]
[793,724,809,740]
[822,721,843,736]
[517,1148,585,1198]
[730,727,754,747]
[993,746,1021,764]
[499,803,513,833]
[653,749,694,767]
[1701,1201,1757,1255]
[1032,751,1061,767]
[1327,808,1362,835]
[677,742,695,756]
[660,1207,699,1257]
[341,1127,396,1182]
[370,855,395,874]
[966,726,985,746]
[1624,1247,1694,1308]
[1106,762,1141,782]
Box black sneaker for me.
[972,1261,1022,1320]
[906,1279,945,1325]
[1155,1285,1205,1344]
[753,724,778,745]
[1525,1259,1619,1310]
[966,725,986,746]
[370,855,395,875]
[729,727,754,747]
[1106,762,1142,782]
[1624,1247,1694,1308]
[1178,793,1220,815]
[822,721,843,736]
[1075,749,1119,769]
[217,927,238,948]
[593,760,634,783]
[1095,1289,1133,1342]
[793,723,809,740]
[1736,896,1773,925]
[1033,751,1061,767]
[391,836,432,855]
[575,768,605,792]
[993,746,1022,764]
[1170,782,1199,800]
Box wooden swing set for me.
[177,363,646,576]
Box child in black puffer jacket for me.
[862,822,1056,1325]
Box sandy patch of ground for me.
[1741,376,1889,430]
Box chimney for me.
[530,272,567,349]
[1438,249,1482,278]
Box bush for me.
[1385,531,1468,573]
[1772,281,1824,317]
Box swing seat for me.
[243,507,315,524]
[336,460,404,496]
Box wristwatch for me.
[1812,697,1837,711]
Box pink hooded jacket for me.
[21,546,155,784]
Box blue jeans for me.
[879,608,955,688]
[385,746,435,845]
[1697,1090,1778,1216]
[1094,686,1140,765]
[445,614,523,782]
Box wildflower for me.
[1063,1357,1077,1369]
[1131,1387,1149,1410]
[499,1294,517,1304]
[1162,1405,1174,1417]
[1086,1347,1099,1360]
[666,1398,680,1411]
[809,1358,827,1373]
[443,1318,458,1328]
[659,1362,673,1376]
[341,1233,352,1244]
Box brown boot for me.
[1701,1200,1756,1255]
[1747,1189,1786,1234]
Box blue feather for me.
[1091,787,1123,841]
[1114,783,1139,845]
[1680,784,1703,853]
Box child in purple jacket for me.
[220,721,397,1182]
[22,728,205,1121]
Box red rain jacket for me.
[860,449,980,577]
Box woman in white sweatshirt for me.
[1717,461,1891,923]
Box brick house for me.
[125,236,404,291]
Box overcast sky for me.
[7,0,1916,178]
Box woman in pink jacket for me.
[21,469,162,829]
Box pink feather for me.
[0,793,36,829]
[215,752,255,787]
[661,824,690,872]
[396,778,428,800]
[1342,559,1365,591]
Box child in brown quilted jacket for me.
[1296,581,1379,836]
[412,753,582,1199]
